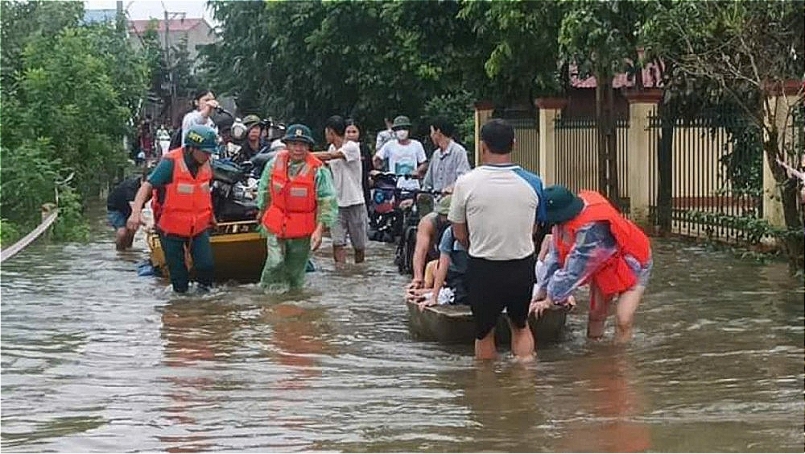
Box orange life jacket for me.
[261,151,322,239]
[156,148,213,237]
[554,190,651,297]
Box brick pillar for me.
[624,88,663,227]
[473,101,495,166]
[535,97,568,185]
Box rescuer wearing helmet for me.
[128,124,219,293]
[256,124,337,290]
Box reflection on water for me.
[555,350,651,453]
[1,217,803,452]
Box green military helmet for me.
[184,124,219,154]
[242,114,262,128]
[391,115,412,130]
[283,124,315,146]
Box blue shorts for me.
[107,210,128,230]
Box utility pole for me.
[161,2,186,126]
[115,1,123,32]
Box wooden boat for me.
[146,220,267,283]
[406,300,566,345]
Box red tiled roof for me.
[570,60,665,89]
[129,18,207,35]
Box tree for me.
[642,0,805,273]
[201,0,492,141]
[140,20,170,108]
[1,11,148,241]
[458,0,566,104]
[170,35,199,100]
[559,1,651,206]
[0,1,83,92]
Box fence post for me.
[762,81,802,228]
[535,97,567,185]
[473,101,495,166]
[624,89,663,227]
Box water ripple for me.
[1,224,803,452]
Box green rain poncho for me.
[257,156,337,290]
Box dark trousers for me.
[159,230,214,293]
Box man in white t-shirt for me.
[314,115,368,264]
[375,116,395,152]
[448,118,547,362]
[373,115,427,190]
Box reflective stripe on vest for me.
[554,190,651,297]
[261,151,322,239]
[156,148,213,237]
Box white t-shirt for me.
[181,110,216,143]
[448,165,543,261]
[328,140,364,207]
[376,139,427,177]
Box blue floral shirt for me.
[538,222,619,303]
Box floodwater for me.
[1,213,803,452]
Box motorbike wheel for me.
[401,226,417,275]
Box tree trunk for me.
[657,101,674,232]
[764,132,805,274]
[595,71,619,206]
[595,81,608,197]
[604,79,620,208]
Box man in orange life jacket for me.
[128,124,218,293]
[530,185,653,343]
[256,124,337,290]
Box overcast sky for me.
[84,0,214,22]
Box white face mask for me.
[395,130,409,141]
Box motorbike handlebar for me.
[215,106,234,117]
[394,188,442,196]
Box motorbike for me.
[210,158,260,223]
[209,116,289,223]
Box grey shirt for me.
[422,140,471,192]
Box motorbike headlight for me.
[231,121,248,141]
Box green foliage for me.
[170,36,199,99]
[51,186,90,242]
[14,25,141,196]
[458,1,566,99]
[0,219,22,247]
[422,91,476,152]
[0,139,61,226]
[1,4,148,242]
[684,209,804,272]
[0,0,83,90]
[559,1,648,80]
[642,0,804,273]
[200,0,543,137]
[138,19,199,107]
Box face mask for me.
[395,130,409,141]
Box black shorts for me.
[467,255,536,340]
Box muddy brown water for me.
[1,213,803,452]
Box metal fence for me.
[489,114,540,174]
[647,107,765,243]
[554,117,629,212]
[511,117,540,174]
